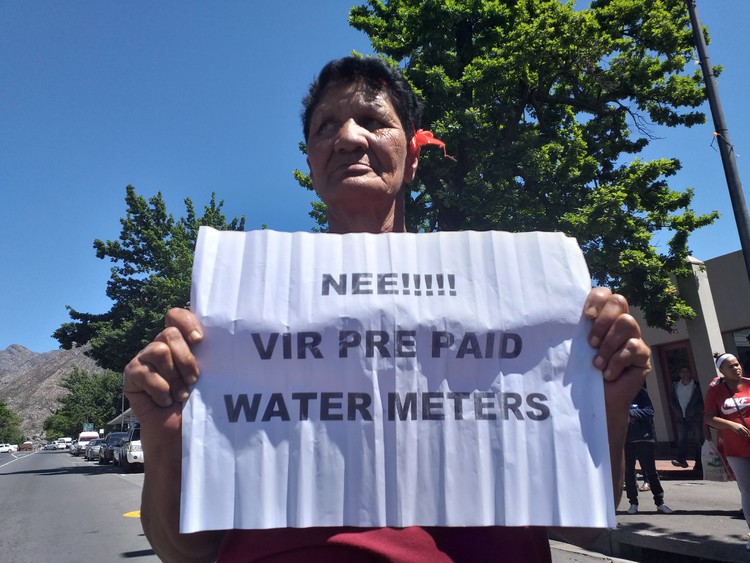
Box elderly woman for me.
[705,353,750,550]
[124,57,651,563]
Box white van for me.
[72,431,99,456]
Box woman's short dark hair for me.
[302,56,422,142]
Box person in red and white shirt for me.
[705,353,750,550]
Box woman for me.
[124,57,651,562]
[704,353,750,549]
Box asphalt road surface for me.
[0,449,635,563]
[0,448,158,563]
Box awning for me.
[107,407,137,427]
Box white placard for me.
[180,228,614,532]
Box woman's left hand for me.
[583,287,651,511]
[730,421,750,438]
[584,287,651,397]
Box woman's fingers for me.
[584,288,628,346]
[154,326,200,400]
[597,316,651,381]
[124,341,177,407]
[584,288,651,380]
[165,307,204,345]
[124,308,203,407]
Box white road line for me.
[0,450,38,468]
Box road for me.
[0,448,158,563]
[0,448,635,563]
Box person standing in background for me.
[625,385,675,515]
[705,353,750,550]
[671,365,704,470]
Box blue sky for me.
[1,1,748,353]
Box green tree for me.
[305,0,718,329]
[54,186,246,371]
[0,402,25,444]
[42,413,70,442]
[42,368,125,438]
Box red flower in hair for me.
[412,129,455,161]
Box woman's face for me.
[720,356,743,381]
[305,81,418,230]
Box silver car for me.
[84,438,104,461]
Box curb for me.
[550,539,635,562]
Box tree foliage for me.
[0,402,25,444]
[42,368,125,439]
[306,0,719,330]
[53,186,246,371]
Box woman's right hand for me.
[123,307,204,423]
[123,308,222,563]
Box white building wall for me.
[632,254,733,445]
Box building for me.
[107,407,138,430]
[635,250,750,449]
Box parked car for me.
[113,423,143,473]
[43,442,58,450]
[112,439,122,466]
[98,431,128,465]
[84,438,104,461]
[71,431,99,457]
[56,437,72,449]
[19,441,34,451]
[0,443,13,453]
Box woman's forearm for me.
[140,425,223,563]
[705,414,735,433]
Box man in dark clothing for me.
[625,385,675,514]
[670,366,704,469]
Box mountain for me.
[0,344,105,441]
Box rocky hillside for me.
[0,344,105,440]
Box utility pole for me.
[686,0,750,280]
[120,374,125,431]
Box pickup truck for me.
[113,423,143,473]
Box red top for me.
[217,526,551,562]
[705,377,750,458]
